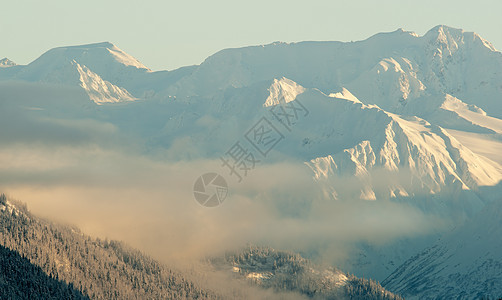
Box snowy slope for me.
[74,61,136,104]
[383,196,502,299]
[262,80,502,199]
[146,75,501,215]
[263,77,306,107]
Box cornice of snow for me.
[328,88,361,103]
[43,42,149,70]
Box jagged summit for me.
[425,24,465,36]
[424,24,484,41]
[0,57,17,67]
[423,24,498,52]
[263,77,306,107]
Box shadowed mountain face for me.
[382,186,502,299]
[0,244,89,299]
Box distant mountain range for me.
[1,25,501,298]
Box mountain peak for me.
[426,24,463,35]
[423,25,497,53]
[15,41,150,87]
[363,27,421,47]
[424,25,463,42]
[0,57,17,68]
[45,41,148,70]
[394,27,419,37]
[263,77,305,107]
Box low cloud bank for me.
[0,82,444,269]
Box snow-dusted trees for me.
[0,195,216,299]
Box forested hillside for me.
[0,194,217,299]
[0,243,88,299]
[214,246,403,299]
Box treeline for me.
[0,194,217,299]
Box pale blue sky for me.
[2,0,500,70]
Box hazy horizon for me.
[2,0,501,70]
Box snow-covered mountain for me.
[218,78,500,205]
[3,25,501,112]
[1,25,501,297]
[162,25,502,117]
[258,79,501,280]
[14,42,149,83]
[0,42,145,104]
